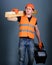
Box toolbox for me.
[34,43,47,64]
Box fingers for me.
[38,42,43,50]
[12,8,19,14]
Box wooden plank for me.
[5,10,38,18]
[5,11,24,17]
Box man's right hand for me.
[12,8,19,14]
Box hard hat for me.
[25,3,35,10]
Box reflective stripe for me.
[19,30,35,34]
[19,24,35,28]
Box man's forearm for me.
[7,17,17,21]
[36,30,41,42]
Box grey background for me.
[0,0,52,65]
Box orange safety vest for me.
[19,15,37,39]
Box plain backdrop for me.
[0,0,52,65]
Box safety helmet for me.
[25,3,35,10]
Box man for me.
[7,3,43,65]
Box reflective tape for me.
[19,24,35,28]
[19,30,35,34]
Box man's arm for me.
[35,25,43,49]
[7,16,21,22]
[7,17,18,21]
[35,25,41,42]
[6,8,21,22]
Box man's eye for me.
[27,9,30,10]
[29,8,31,10]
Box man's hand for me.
[38,42,43,50]
[12,8,19,14]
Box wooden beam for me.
[5,10,38,18]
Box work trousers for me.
[18,38,34,65]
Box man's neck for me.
[26,14,32,18]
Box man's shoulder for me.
[32,16,37,20]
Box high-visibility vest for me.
[19,15,37,39]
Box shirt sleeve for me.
[17,16,21,22]
[35,21,37,25]
[35,18,38,25]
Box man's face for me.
[25,7,33,15]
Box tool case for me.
[34,43,47,64]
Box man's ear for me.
[32,10,34,13]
